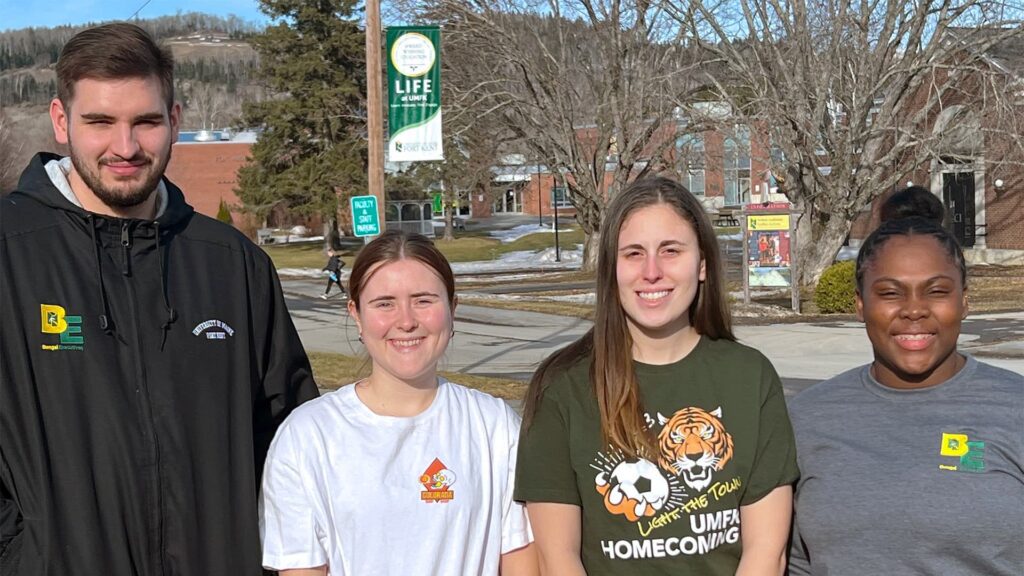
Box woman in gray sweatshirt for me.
[787,188,1023,575]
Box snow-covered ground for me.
[489,224,574,243]
[452,246,582,273]
[278,245,583,279]
[462,291,597,305]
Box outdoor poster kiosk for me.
[741,202,801,312]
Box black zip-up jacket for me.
[0,153,319,575]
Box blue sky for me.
[1,0,270,32]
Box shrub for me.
[815,260,857,313]
[216,199,233,225]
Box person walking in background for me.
[787,187,1023,575]
[516,177,797,575]
[261,230,537,575]
[321,248,347,299]
[0,23,318,575]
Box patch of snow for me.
[461,291,596,305]
[278,245,583,279]
[267,234,324,245]
[449,247,583,273]
[835,246,859,261]
[279,268,350,279]
[458,273,559,283]
[489,224,575,243]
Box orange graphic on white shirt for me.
[420,458,456,503]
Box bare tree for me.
[0,110,21,192]
[178,81,230,130]
[417,0,717,269]
[665,0,1024,283]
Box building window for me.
[676,133,705,195]
[454,190,470,216]
[551,186,573,208]
[724,126,751,205]
[683,169,705,196]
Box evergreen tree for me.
[216,198,234,224]
[236,0,367,246]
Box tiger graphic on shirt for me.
[657,406,734,492]
[593,405,736,522]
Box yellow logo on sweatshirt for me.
[939,432,985,473]
[40,304,84,351]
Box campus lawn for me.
[307,351,528,400]
[262,242,333,269]
[263,227,586,270]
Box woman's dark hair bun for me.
[879,185,945,224]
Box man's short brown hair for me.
[56,22,175,110]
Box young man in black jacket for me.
[0,23,319,575]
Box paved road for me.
[283,278,1024,401]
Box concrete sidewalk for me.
[282,277,1024,398]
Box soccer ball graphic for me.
[595,458,669,521]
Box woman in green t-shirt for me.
[515,177,798,575]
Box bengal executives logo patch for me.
[40,304,84,351]
[419,458,456,503]
[939,432,986,473]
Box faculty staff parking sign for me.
[387,26,444,162]
[350,195,381,238]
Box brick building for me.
[847,32,1024,263]
[166,130,323,239]
[474,120,785,221]
[165,130,257,235]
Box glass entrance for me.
[493,187,523,213]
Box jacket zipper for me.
[121,222,166,576]
[120,221,132,276]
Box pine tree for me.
[236,0,367,247]
[216,198,234,224]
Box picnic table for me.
[711,208,740,227]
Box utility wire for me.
[128,0,153,21]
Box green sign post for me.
[386,26,443,162]
[350,195,381,238]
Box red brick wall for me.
[165,142,254,234]
[520,173,581,217]
[985,172,1024,249]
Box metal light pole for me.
[537,161,542,227]
[366,0,385,232]
[553,185,561,262]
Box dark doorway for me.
[942,172,975,247]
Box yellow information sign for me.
[747,214,790,231]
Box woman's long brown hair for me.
[522,177,734,458]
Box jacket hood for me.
[14,152,194,227]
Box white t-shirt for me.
[260,378,532,575]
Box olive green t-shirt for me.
[515,337,798,575]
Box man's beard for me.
[69,144,171,209]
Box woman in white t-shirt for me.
[260,230,536,576]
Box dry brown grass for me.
[459,297,596,320]
[307,351,527,400]
[458,265,1023,323]
[965,266,1024,312]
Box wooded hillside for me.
[0,12,262,121]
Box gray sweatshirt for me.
[788,356,1024,575]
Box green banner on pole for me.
[387,26,443,162]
